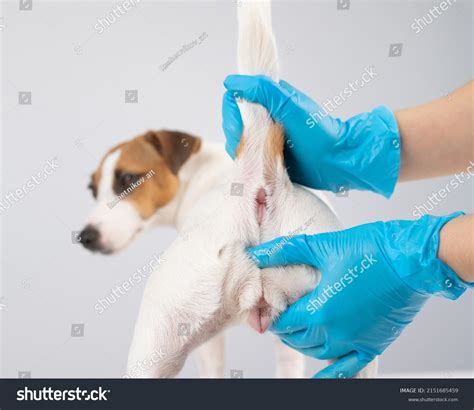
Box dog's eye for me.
[120,173,141,187]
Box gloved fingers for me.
[278,79,299,96]
[279,326,325,349]
[294,344,328,360]
[223,74,290,120]
[222,90,243,159]
[299,344,348,361]
[247,234,324,268]
[312,351,376,379]
[278,79,326,121]
[270,292,315,334]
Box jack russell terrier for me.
[80,0,377,378]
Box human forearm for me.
[438,213,474,283]
[396,81,474,182]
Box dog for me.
[81,131,315,377]
[81,0,378,378]
[81,132,318,378]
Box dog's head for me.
[80,130,201,254]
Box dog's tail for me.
[237,0,279,81]
[234,0,286,206]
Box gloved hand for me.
[248,212,471,378]
[222,75,400,198]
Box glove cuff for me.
[340,106,400,198]
[393,212,470,299]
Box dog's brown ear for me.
[144,130,202,174]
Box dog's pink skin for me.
[247,296,271,333]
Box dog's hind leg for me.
[195,332,225,378]
[274,337,305,378]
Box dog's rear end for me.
[230,1,305,333]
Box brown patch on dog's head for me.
[89,130,201,219]
[143,130,201,175]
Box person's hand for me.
[222,75,400,198]
[248,212,469,378]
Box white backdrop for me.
[1,0,472,378]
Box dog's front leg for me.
[126,306,192,378]
[126,247,228,378]
[126,302,227,378]
[195,332,225,378]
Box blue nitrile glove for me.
[222,75,400,198]
[247,212,472,378]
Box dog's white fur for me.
[125,0,377,378]
[86,150,147,252]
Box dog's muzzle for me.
[79,225,102,252]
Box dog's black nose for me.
[79,225,101,251]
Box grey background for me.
[0,0,472,378]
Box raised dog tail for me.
[235,0,286,203]
[237,0,279,81]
